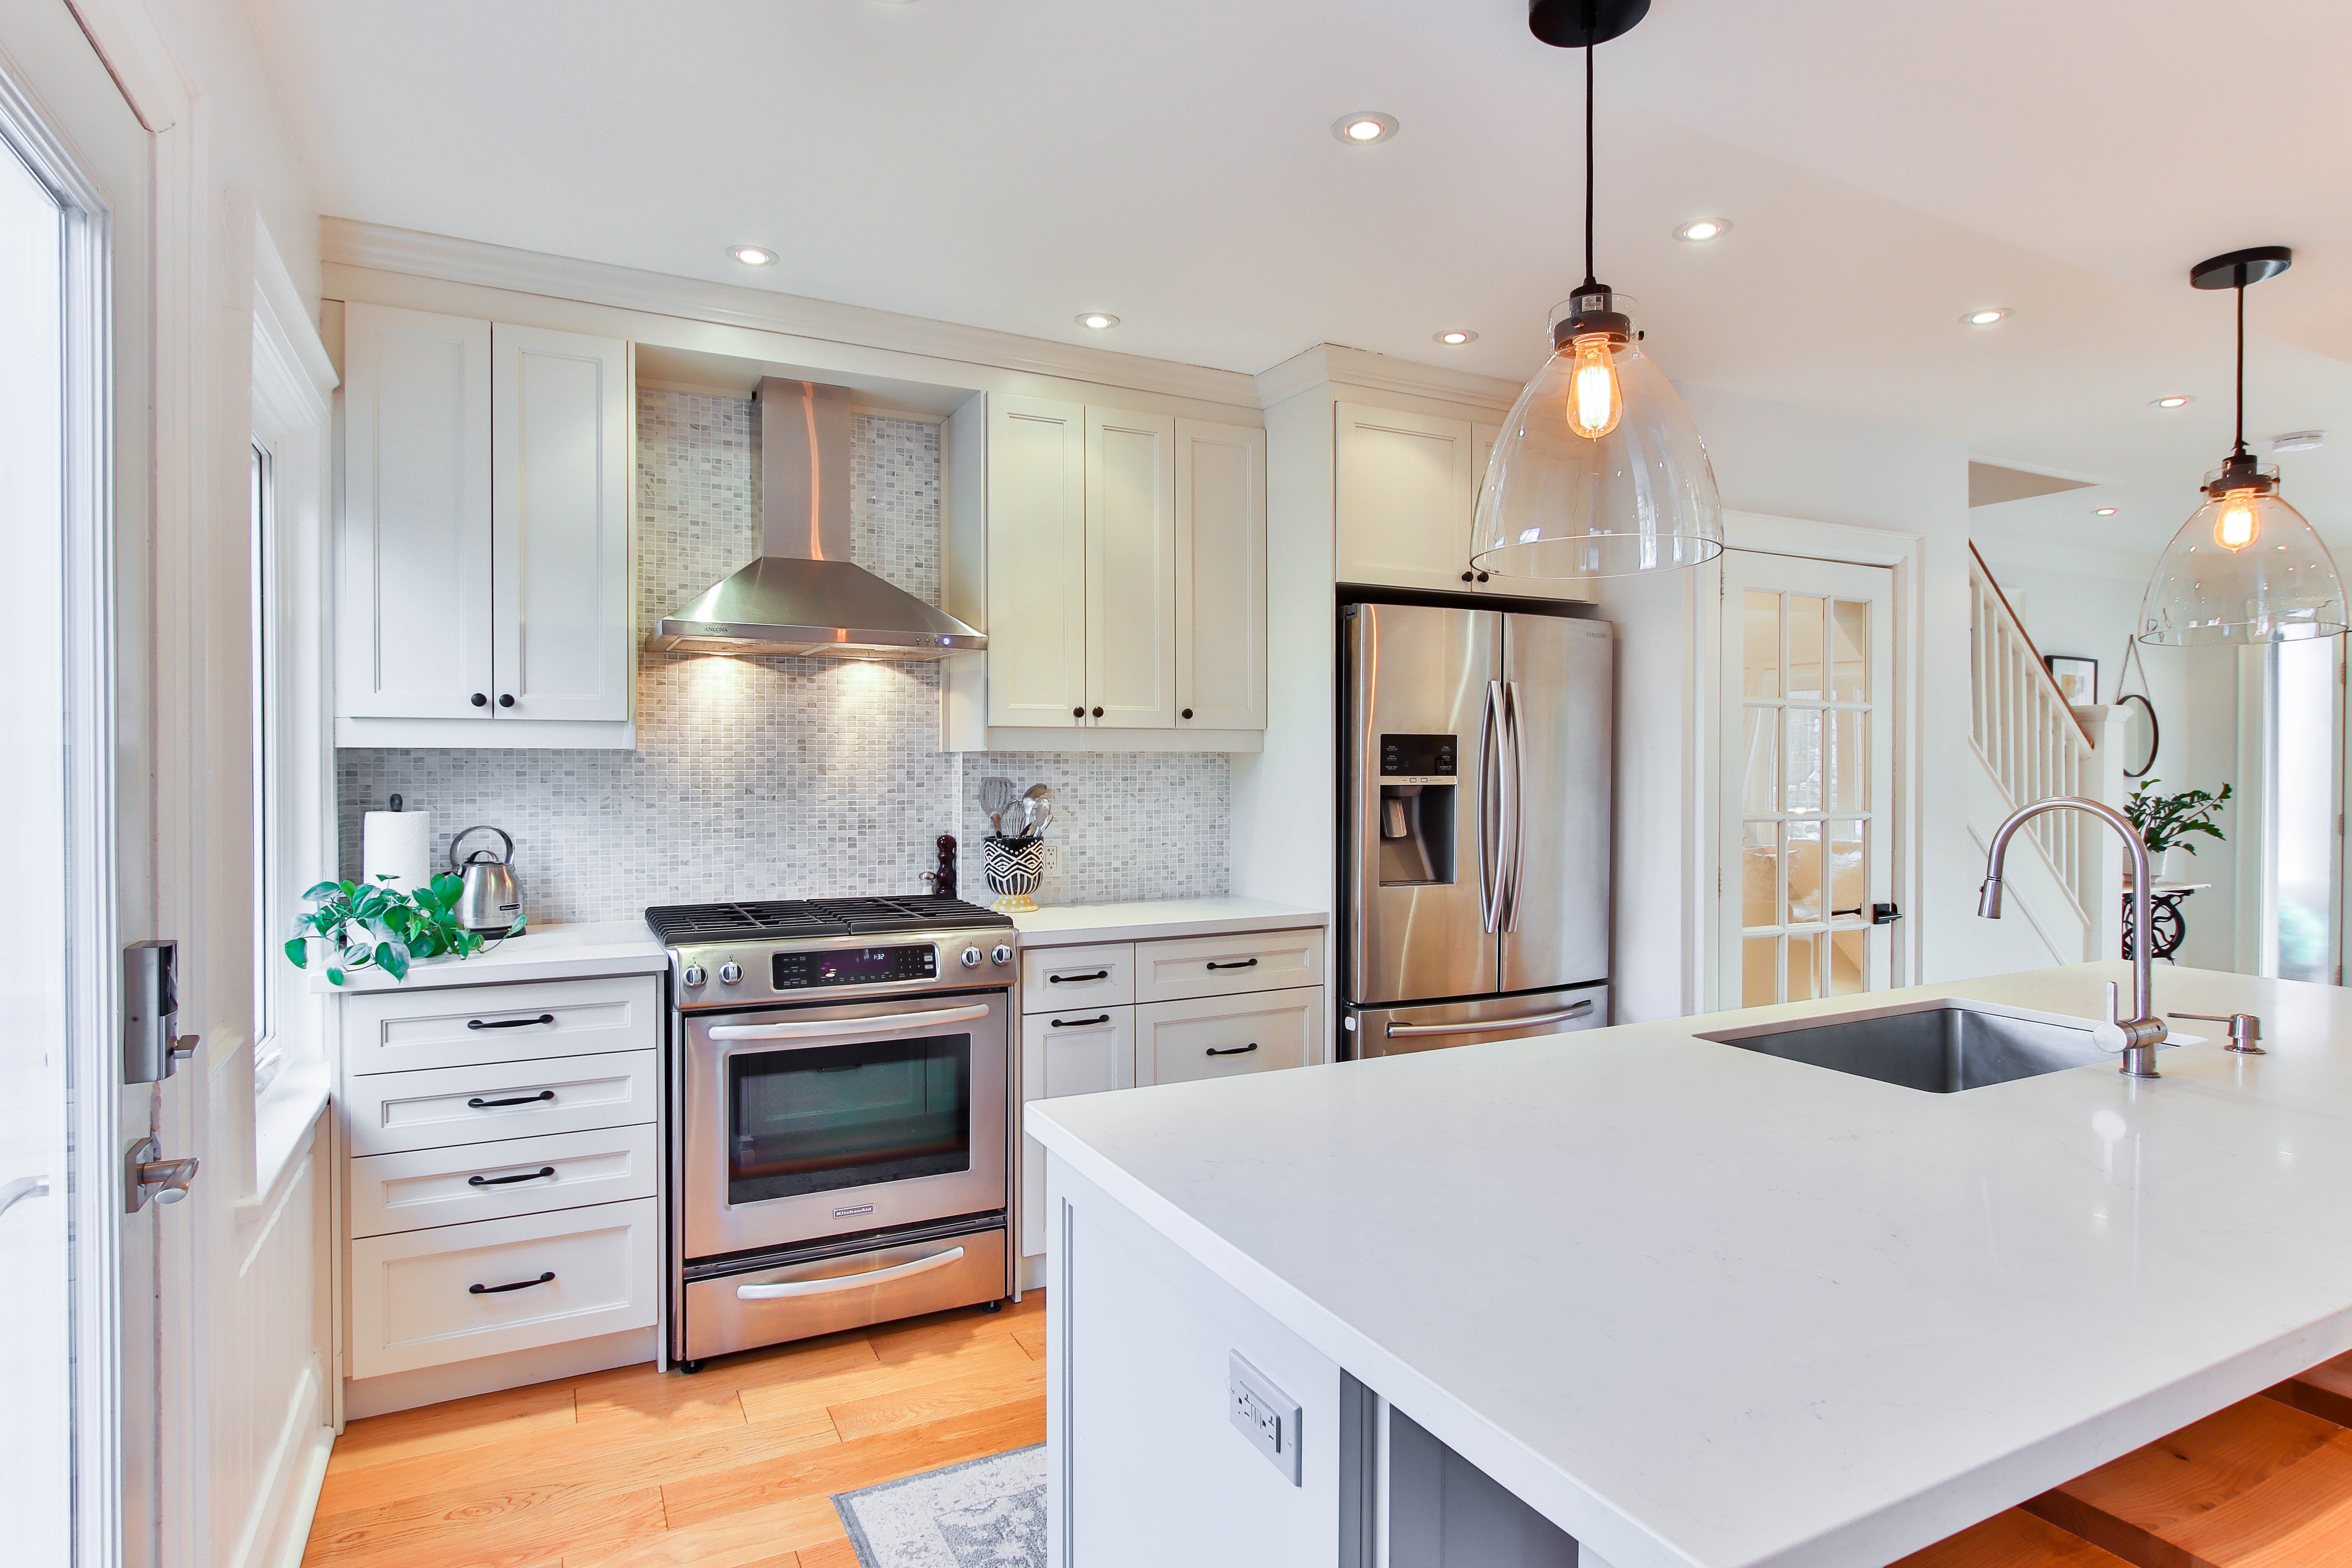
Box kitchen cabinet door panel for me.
[986,396,1089,728]
[1085,407,1178,728]
[1174,418,1266,731]
[492,324,632,721]
[1019,1006,1137,1259]
[1335,402,1473,592]
[339,304,493,719]
[1469,417,1593,605]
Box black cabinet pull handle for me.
[1181,708,1193,719]
[469,1166,557,1187]
[1205,1042,1259,1057]
[469,1271,555,1295]
[470,692,488,707]
[1091,706,1104,718]
[467,1089,555,1108]
[1051,1014,1111,1028]
[1072,706,1084,717]
[1048,970,1108,984]
[498,693,515,708]
[1206,958,1259,971]
[1461,570,1475,582]
[468,1013,555,1031]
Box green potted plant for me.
[284,873,518,986]
[2122,778,2232,882]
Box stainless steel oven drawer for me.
[682,1225,1008,1362]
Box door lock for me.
[126,1135,199,1212]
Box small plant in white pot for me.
[2122,778,2232,883]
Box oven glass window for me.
[727,1031,972,1204]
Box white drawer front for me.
[1138,986,1320,1086]
[344,1049,657,1156]
[1133,927,1324,1005]
[349,1124,659,1238]
[1019,1006,1137,1259]
[1020,942,1135,1012]
[348,1198,658,1379]
[343,974,660,1076]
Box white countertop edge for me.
[307,920,668,994]
[1011,898,1327,947]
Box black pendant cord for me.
[1581,41,1598,290]
[2232,281,2248,461]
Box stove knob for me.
[681,964,706,988]
[718,961,743,985]
[959,946,983,969]
[991,944,1014,966]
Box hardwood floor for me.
[302,1292,1046,1568]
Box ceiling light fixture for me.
[1472,0,1721,582]
[1673,218,1730,243]
[1333,112,1398,145]
[2095,507,2119,516]
[729,245,777,266]
[1963,308,2010,327]
[1435,330,1477,345]
[2153,395,2193,409]
[2138,246,2346,646]
[2272,430,2327,453]
[1075,312,1119,330]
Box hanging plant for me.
[284,874,516,986]
[2122,779,2233,857]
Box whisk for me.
[980,776,1019,838]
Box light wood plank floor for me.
[302,1292,1045,1568]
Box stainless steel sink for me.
[1695,1002,2167,1093]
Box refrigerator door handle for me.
[1479,680,1504,933]
[1385,999,1594,1038]
[1502,679,1527,932]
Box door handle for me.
[707,1003,990,1042]
[468,1013,555,1031]
[1501,679,1526,933]
[1384,1000,1594,1038]
[1205,958,1259,971]
[1047,970,1108,984]
[469,1271,555,1295]
[1478,680,1504,935]
[1831,907,1864,918]
[468,1089,555,1108]
[735,1246,966,1300]
[1050,1014,1111,1028]
[1205,1042,1259,1057]
[125,1136,199,1212]
[0,1175,49,1219]
[468,1166,557,1187]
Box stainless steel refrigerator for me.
[1341,599,1612,1057]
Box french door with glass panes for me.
[1721,551,1895,1007]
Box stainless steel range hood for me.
[647,377,985,659]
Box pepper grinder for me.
[921,833,958,900]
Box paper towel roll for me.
[362,810,432,893]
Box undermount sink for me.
[1696,1001,2168,1093]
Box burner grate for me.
[645,895,1012,946]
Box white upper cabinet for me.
[338,306,634,745]
[1085,407,1178,729]
[339,304,494,721]
[1335,402,1474,592]
[492,324,632,722]
[985,396,1089,729]
[1174,418,1267,731]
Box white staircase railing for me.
[1967,545,2100,924]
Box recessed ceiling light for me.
[2094,507,2119,516]
[1075,312,1119,331]
[1674,219,1731,243]
[2272,429,2328,453]
[1434,330,1477,345]
[1333,112,1399,145]
[729,245,777,266]
[2153,395,2194,408]
[1962,308,2010,327]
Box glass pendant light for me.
[1473,1,1722,581]
[2138,246,2347,645]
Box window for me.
[251,439,282,1093]
[2261,638,2340,984]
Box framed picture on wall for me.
[2045,654,2098,705]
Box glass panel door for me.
[728,1032,974,1204]
[2262,637,2340,984]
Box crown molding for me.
[1255,342,1525,414]
[321,218,1262,411]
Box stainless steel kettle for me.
[449,825,525,934]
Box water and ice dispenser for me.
[1377,733,1457,886]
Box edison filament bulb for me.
[1567,334,1622,440]
[2215,491,2259,550]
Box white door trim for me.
[1695,512,1925,1011]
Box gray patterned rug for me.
[833,1445,1047,1567]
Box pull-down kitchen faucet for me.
[1977,797,2167,1078]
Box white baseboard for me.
[236,1359,334,1568]
[342,1327,657,1419]
[255,1423,333,1568]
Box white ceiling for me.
[247,0,2352,567]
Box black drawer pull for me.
[468,1013,555,1031]
[468,1166,556,1187]
[1205,1042,1259,1057]
[1051,1014,1111,1028]
[1205,958,1259,971]
[469,1271,555,1295]
[1048,971,1108,984]
[467,1089,555,1108]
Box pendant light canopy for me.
[2137,247,2348,646]
[1472,0,1722,582]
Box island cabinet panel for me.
[1389,1407,1577,1567]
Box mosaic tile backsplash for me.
[338,391,1231,924]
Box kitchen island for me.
[1025,961,2352,1568]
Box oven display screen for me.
[772,944,936,990]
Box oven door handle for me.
[734,1245,967,1300]
[706,1004,992,1042]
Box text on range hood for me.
[646,378,985,659]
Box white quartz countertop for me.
[1010,897,1325,947]
[1027,962,2352,1568]
[308,919,666,994]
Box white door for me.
[1173,418,1266,731]
[985,395,1088,728]
[1334,402,1473,591]
[491,324,631,721]
[1720,551,1897,1006]
[339,303,494,719]
[1083,407,1176,728]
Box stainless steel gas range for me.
[645,896,1019,1370]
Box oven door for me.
[682,991,1009,1260]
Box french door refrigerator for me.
[1342,599,1612,1057]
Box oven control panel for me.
[771,943,938,991]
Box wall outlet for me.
[1228,1352,1302,1486]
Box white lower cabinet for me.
[347,1198,659,1379]
[1137,986,1320,1085]
[1019,1007,1137,1259]
[348,1124,659,1239]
